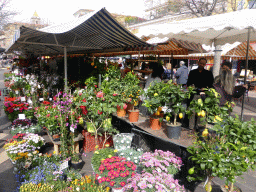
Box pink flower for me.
[138,181,147,189]
[110,181,115,187]
[113,93,118,96]
[79,92,82,96]
[120,181,126,187]
[123,103,127,110]
[9,108,14,113]
[96,91,104,98]
[46,114,50,117]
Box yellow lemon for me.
[154,93,158,97]
[155,111,160,116]
[202,128,209,137]
[179,113,183,119]
[166,116,170,122]
[198,99,203,106]
[197,112,201,116]
[201,110,206,117]
[215,116,222,121]
[157,107,162,112]
[205,184,212,192]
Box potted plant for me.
[70,153,84,170]
[113,133,134,151]
[165,83,195,139]
[140,149,183,176]
[125,172,185,192]
[91,147,117,173]
[143,81,169,130]
[97,156,137,191]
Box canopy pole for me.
[212,44,222,78]
[241,27,251,121]
[171,53,174,80]
[64,46,68,92]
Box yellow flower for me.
[108,155,112,158]
[105,144,110,147]
[53,151,56,154]
[114,149,118,153]
[95,145,99,149]
[94,151,99,154]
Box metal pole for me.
[64,46,68,92]
[171,52,174,80]
[241,28,251,121]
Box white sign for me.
[21,97,26,102]
[39,98,44,101]
[70,127,75,133]
[59,160,69,171]
[18,114,26,120]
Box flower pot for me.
[149,116,162,130]
[136,165,143,174]
[221,184,242,192]
[117,107,126,117]
[166,123,182,139]
[71,159,85,170]
[111,187,124,192]
[128,109,139,122]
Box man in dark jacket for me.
[185,58,214,130]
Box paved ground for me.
[0,68,256,192]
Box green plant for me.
[143,81,169,116]
[186,88,233,129]
[187,132,255,192]
[71,153,81,163]
[91,147,117,173]
[165,83,195,125]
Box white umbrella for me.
[136,9,256,120]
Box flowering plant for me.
[19,183,54,192]
[23,133,44,148]
[12,118,32,127]
[113,133,134,151]
[118,147,143,165]
[12,133,26,141]
[97,156,137,188]
[140,149,183,176]
[91,147,117,173]
[125,172,185,192]
[68,175,110,192]
[10,124,42,136]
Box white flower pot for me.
[111,187,124,192]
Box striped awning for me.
[94,38,206,57]
[6,8,151,55]
[225,41,256,57]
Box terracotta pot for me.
[126,103,134,113]
[128,109,139,122]
[117,107,126,117]
[149,116,162,130]
[52,134,60,141]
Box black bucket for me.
[166,124,182,139]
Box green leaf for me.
[200,163,205,170]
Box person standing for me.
[186,58,214,130]
[175,61,189,86]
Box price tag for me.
[19,114,26,119]
[49,98,52,101]
[70,127,75,133]
[59,160,69,171]
[39,98,44,101]
[21,97,26,102]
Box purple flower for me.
[66,123,69,127]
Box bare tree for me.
[0,0,16,29]
[184,0,219,17]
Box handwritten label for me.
[70,127,75,133]
[39,98,44,101]
[20,97,26,102]
[59,160,69,171]
[18,114,26,120]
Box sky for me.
[6,0,146,25]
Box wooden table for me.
[46,131,84,155]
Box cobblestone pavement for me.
[0,68,256,192]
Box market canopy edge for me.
[6,8,153,55]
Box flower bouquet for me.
[125,172,185,192]
[140,149,183,176]
[97,156,137,189]
[113,133,134,151]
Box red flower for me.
[53,96,56,101]
[113,93,118,96]
[46,114,50,117]
[98,110,103,115]
[82,98,86,103]
[96,91,104,98]
[94,85,97,88]
[123,103,127,110]
[9,108,14,113]
[79,92,82,96]
[110,181,115,187]
[120,181,126,187]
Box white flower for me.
[134,157,137,159]
[130,152,133,155]
[121,140,124,143]
[134,160,138,163]
[127,157,131,161]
